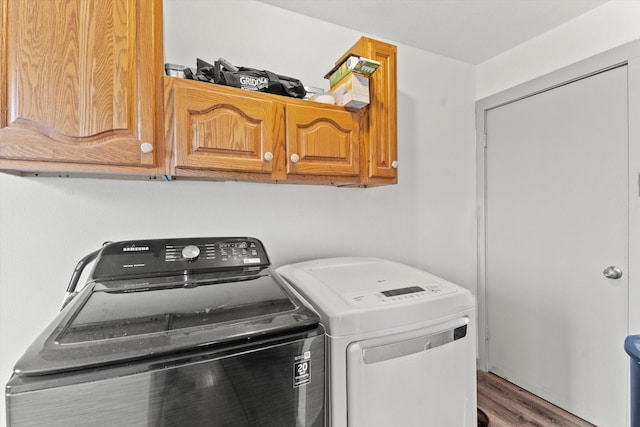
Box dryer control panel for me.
[347,283,456,307]
[90,237,270,280]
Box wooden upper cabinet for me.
[163,36,398,187]
[0,3,395,188]
[165,78,363,185]
[166,78,278,177]
[285,104,360,180]
[0,0,164,175]
[339,37,398,184]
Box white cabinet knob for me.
[263,151,274,161]
[391,160,398,169]
[140,142,154,153]
[290,153,300,163]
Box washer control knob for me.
[182,245,201,261]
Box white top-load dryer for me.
[277,257,477,427]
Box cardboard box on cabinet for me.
[330,73,369,109]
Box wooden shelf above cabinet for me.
[163,37,397,187]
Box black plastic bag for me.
[191,58,306,99]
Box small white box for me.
[330,73,369,109]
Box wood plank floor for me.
[477,371,595,427]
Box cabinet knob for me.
[290,153,300,163]
[391,160,398,169]
[140,142,154,153]
[263,151,274,161]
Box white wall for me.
[0,1,477,424]
[476,0,640,99]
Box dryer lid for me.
[277,257,475,336]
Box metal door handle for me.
[603,266,623,279]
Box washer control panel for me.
[90,237,269,280]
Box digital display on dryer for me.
[381,286,424,297]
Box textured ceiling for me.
[257,0,609,64]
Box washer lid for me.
[277,257,475,336]
[13,269,319,376]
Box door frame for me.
[475,40,640,370]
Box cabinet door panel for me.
[286,104,359,178]
[172,85,276,174]
[0,0,161,170]
[343,37,397,184]
[367,41,397,180]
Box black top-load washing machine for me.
[5,237,325,427]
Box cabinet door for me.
[344,37,398,184]
[0,0,163,173]
[169,81,277,175]
[367,40,397,181]
[285,104,359,179]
